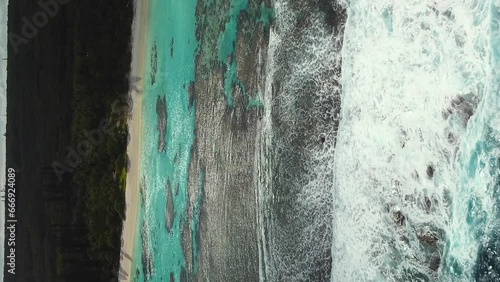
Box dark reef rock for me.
[429,255,441,272]
[156,95,167,152]
[141,224,154,279]
[393,210,406,226]
[170,37,174,58]
[442,94,479,127]
[181,219,192,274]
[166,180,175,233]
[319,134,326,144]
[423,196,432,214]
[188,81,196,108]
[426,164,435,179]
[180,266,188,282]
[417,230,439,246]
[447,131,457,144]
[417,226,444,273]
[151,42,158,85]
[140,177,147,204]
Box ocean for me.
[332,1,500,281]
[131,0,500,281]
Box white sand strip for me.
[119,0,149,280]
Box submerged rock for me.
[166,180,175,232]
[393,210,406,226]
[180,266,188,282]
[417,230,439,246]
[181,220,193,274]
[426,164,435,179]
[141,224,154,278]
[156,95,167,152]
[319,134,326,144]
[151,42,158,85]
[442,94,480,127]
[170,37,174,58]
[188,81,196,108]
[429,255,441,272]
[140,177,147,204]
[447,131,457,144]
[423,196,432,214]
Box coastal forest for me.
[4,0,134,281]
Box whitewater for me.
[332,0,500,281]
[257,0,500,281]
[257,0,345,281]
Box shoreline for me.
[120,0,149,280]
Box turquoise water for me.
[218,0,248,108]
[131,0,199,281]
[443,2,500,280]
[129,1,275,280]
[217,0,271,109]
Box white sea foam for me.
[258,0,344,280]
[333,1,497,281]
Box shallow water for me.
[131,0,198,281]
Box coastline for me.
[120,0,149,280]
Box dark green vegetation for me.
[5,0,133,281]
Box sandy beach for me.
[119,0,149,280]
